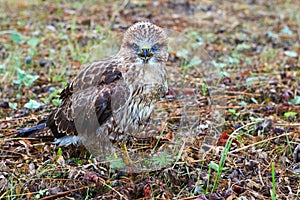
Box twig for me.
[178,195,205,200]
[275,123,300,126]
[110,0,130,25]
[39,186,89,200]
[3,137,45,142]
[223,90,261,97]
[230,132,293,153]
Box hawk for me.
[18,22,168,150]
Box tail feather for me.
[16,123,47,137]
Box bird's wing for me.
[46,58,128,138]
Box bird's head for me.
[119,22,168,64]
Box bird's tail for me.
[15,123,47,138]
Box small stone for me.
[45,25,56,32]
[25,56,32,64]
[39,59,47,67]
[0,101,9,108]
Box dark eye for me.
[151,43,160,51]
[131,43,139,51]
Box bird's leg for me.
[121,142,131,165]
[116,133,132,165]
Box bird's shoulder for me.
[60,56,125,101]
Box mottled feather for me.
[18,22,168,147]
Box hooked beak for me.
[137,45,154,63]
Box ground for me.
[0,0,300,199]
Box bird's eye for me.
[151,43,160,52]
[131,43,139,51]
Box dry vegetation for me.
[0,0,300,199]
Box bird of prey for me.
[18,22,168,151]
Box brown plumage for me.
[19,22,168,148]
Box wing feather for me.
[46,59,124,138]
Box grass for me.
[211,137,233,193]
[271,162,276,200]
